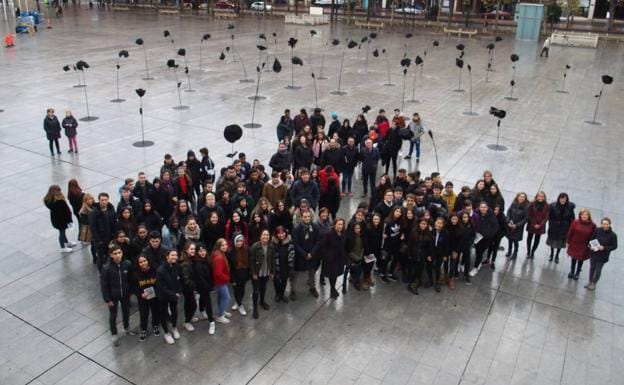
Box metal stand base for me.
[239,79,254,83]
[248,95,267,101]
[243,123,262,128]
[383,83,396,87]
[110,98,126,103]
[584,120,603,126]
[73,84,86,88]
[487,144,508,151]
[407,99,420,104]
[556,90,569,94]
[330,90,347,95]
[454,89,465,93]
[133,140,154,147]
[173,105,190,110]
[184,89,197,93]
[463,111,479,116]
[316,76,328,80]
[142,77,155,81]
[285,85,301,90]
[79,116,99,122]
[504,96,518,101]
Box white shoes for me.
[183,322,195,332]
[172,327,181,339]
[198,311,209,320]
[112,335,120,347]
[238,305,247,316]
[60,247,73,253]
[208,321,216,335]
[224,311,232,318]
[190,316,199,323]
[215,316,230,324]
[66,241,77,248]
[469,267,478,277]
[163,333,175,344]
[231,303,239,311]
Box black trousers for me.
[232,268,250,305]
[198,289,215,322]
[252,276,269,308]
[384,153,398,177]
[108,297,130,335]
[487,234,504,262]
[526,233,542,256]
[425,257,442,284]
[183,289,197,323]
[406,258,423,286]
[362,169,376,195]
[460,245,471,277]
[48,138,60,155]
[446,252,460,278]
[274,274,288,297]
[138,297,159,331]
[159,299,178,333]
[589,258,606,283]
[474,238,491,268]
[96,242,109,273]
[363,260,374,279]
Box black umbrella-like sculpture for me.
[249,45,268,102]
[331,39,357,95]
[199,33,211,72]
[244,62,266,129]
[400,57,411,110]
[224,124,243,158]
[164,30,177,51]
[407,54,424,104]
[363,32,377,73]
[285,37,301,90]
[403,32,413,58]
[505,54,520,101]
[76,60,98,122]
[557,64,571,94]
[319,38,340,80]
[487,107,508,151]
[463,64,478,116]
[167,59,189,110]
[382,49,395,87]
[311,72,319,109]
[133,88,154,148]
[177,48,195,92]
[586,75,613,125]
[308,29,317,66]
[485,42,495,82]
[455,58,465,93]
[136,38,154,80]
[111,50,129,103]
[64,64,84,88]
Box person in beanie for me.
[327,112,341,139]
[100,245,133,346]
[228,233,250,316]
[62,110,79,153]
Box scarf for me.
[184,223,201,240]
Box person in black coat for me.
[407,219,433,294]
[546,193,575,263]
[459,212,475,284]
[100,245,133,346]
[134,255,160,341]
[505,193,529,260]
[149,178,172,222]
[327,113,341,139]
[380,125,402,178]
[130,225,149,263]
[61,110,79,153]
[341,137,359,196]
[44,185,75,252]
[586,218,618,290]
[486,205,507,269]
[320,140,343,174]
[293,135,313,174]
[320,177,341,221]
[43,108,62,156]
[272,228,295,302]
[292,210,322,297]
[269,143,292,173]
[269,201,293,234]
[427,218,449,292]
[470,202,499,277]
[289,170,320,210]
[136,200,163,235]
[90,193,117,272]
[186,150,202,202]
[155,249,182,344]
[360,139,380,198]
[310,108,326,136]
[322,218,347,299]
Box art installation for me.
[286,37,301,90]
[177,48,195,92]
[163,30,177,51]
[586,75,613,126]
[199,33,211,72]
[331,39,357,95]
[382,49,395,87]
[557,64,571,94]
[400,57,411,111]
[135,38,153,80]
[111,50,129,103]
[76,60,98,122]
[319,38,340,80]
[363,32,377,74]
[454,44,465,92]
[133,88,153,148]
[308,29,317,66]
[224,124,243,158]
[407,54,424,104]
[505,54,520,101]
[167,59,189,110]
[485,42,495,82]
[244,62,266,129]
[487,107,507,151]
[311,72,319,109]
[463,64,477,116]
[64,64,84,88]
[428,130,440,172]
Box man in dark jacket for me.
[289,169,320,210]
[276,109,294,142]
[155,249,182,344]
[360,139,380,198]
[142,231,169,269]
[44,108,62,156]
[293,108,311,135]
[341,137,359,196]
[186,150,202,200]
[149,178,172,222]
[245,168,265,206]
[132,172,154,204]
[100,245,133,346]
[117,187,141,216]
[310,108,326,136]
[320,139,343,174]
[269,142,292,173]
[199,147,216,185]
[90,192,117,272]
[292,211,322,297]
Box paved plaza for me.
[0,7,623,385]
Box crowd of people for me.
[43,106,618,347]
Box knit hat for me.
[233,233,245,244]
[331,112,338,119]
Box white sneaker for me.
[208,321,216,335]
[172,327,181,339]
[231,303,239,311]
[60,247,73,253]
[198,311,209,320]
[238,305,247,316]
[190,316,199,323]
[215,316,230,324]
[224,311,232,318]
[469,268,478,277]
[112,335,120,347]
[163,333,175,344]
[183,322,195,332]
[66,241,77,248]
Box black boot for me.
[548,248,554,262]
[252,292,259,319]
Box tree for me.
[481,0,513,29]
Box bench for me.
[111,6,130,12]
[354,20,385,30]
[284,13,329,25]
[159,9,180,15]
[214,11,238,19]
[551,31,599,48]
[443,26,477,38]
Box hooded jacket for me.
[90,202,117,245]
[289,179,320,209]
[101,259,132,302]
[155,262,182,302]
[269,149,292,172]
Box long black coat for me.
[292,222,321,271]
[505,202,529,241]
[322,230,347,278]
[43,116,62,140]
[547,202,575,242]
[45,199,73,230]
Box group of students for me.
[43,107,618,347]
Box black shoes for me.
[260,302,270,310]
[423,281,433,289]
[407,285,419,295]
[309,288,319,298]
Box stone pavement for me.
[0,7,623,385]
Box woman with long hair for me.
[346,222,366,291]
[44,185,75,253]
[566,208,596,280]
[381,207,403,282]
[225,210,249,248]
[115,207,137,241]
[322,218,347,299]
[446,213,464,289]
[272,226,295,302]
[363,213,383,289]
[134,255,160,342]
[459,212,475,284]
[546,192,575,264]
[211,238,232,324]
[407,219,432,295]
[227,234,250,316]
[505,192,529,260]
[248,212,268,246]
[249,229,276,318]
[203,211,225,252]
[67,178,84,226]
[193,243,216,334]
[79,193,96,261]
[526,191,549,259]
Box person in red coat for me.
[211,239,232,323]
[526,191,549,259]
[566,208,596,280]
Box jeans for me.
[108,297,130,335]
[363,260,374,279]
[183,289,197,323]
[48,138,60,155]
[362,169,376,195]
[159,299,178,333]
[58,229,68,248]
[198,289,215,322]
[342,168,354,193]
[589,258,606,283]
[67,136,77,151]
[408,139,420,158]
[349,263,362,286]
[138,297,159,331]
[215,284,230,317]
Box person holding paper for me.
[566,208,596,281]
[585,218,618,290]
[134,255,160,342]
